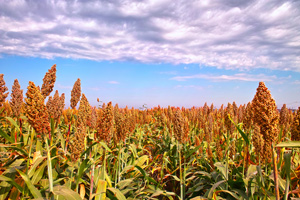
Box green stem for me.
[225,131,229,190]
[178,141,184,200]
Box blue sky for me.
[1,0,300,109]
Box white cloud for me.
[171,73,278,82]
[0,0,300,71]
[293,80,300,85]
[87,87,100,91]
[108,81,120,84]
[56,83,72,89]
[159,71,177,75]
[175,85,203,90]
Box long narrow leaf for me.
[283,152,291,200]
[229,115,249,145]
[276,141,300,148]
[45,138,53,192]
[17,169,42,198]
[207,180,226,199]
[0,175,23,193]
[107,187,127,200]
[0,127,14,143]
[5,117,21,133]
[53,185,82,200]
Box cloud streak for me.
[0,0,300,71]
[171,73,278,82]
[108,81,120,84]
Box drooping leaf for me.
[107,187,127,200]
[276,141,300,148]
[53,185,82,200]
[17,169,42,198]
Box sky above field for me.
[1,0,300,109]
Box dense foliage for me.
[0,66,300,200]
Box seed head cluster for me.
[70,78,81,109]
[25,81,51,136]
[96,101,114,143]
[46,90,65,122]
[291,107,300,141]
[10,79,23,117]
[77,94,91,126]
[69,124,86,161]
[41,64,56,98]
[0,74,9,107]
[251,82,279,162]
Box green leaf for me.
[53,185,82,200]
[283,152,291,200]
[95,179,107,200]
[0,175,23,193]
[8,146,29,157]
[215,162,226,179]
[17,169,42,198]
[186,145,202,159]
[76,159,89,189]
[117,178,134,189]
[135,165,146,177]
[0,174,13,200]
[276,141,300,148]
[246,165,257,179]
[45,138,53,192]
[215,190,240,199]
[5,117,21,133]
[207,180,226,199]
[99,141,112,152]
[0,127,14,143]
[107,187,127,200]
[80,142,98,158]
[31,161,47,185]
[229,116,249,145]
[134,155,149,167]
[28,156,46,178]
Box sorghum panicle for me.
[41,64,56,98]
[70,78,81,109]
[279,104,289,125]
[77,94,92,126]
[25,81,51,136]
[224,103,235,134]
[243,102,253,131]
[90,107,97,130]
[252,124,265,162]
[251,82,279,163]
[291,107,300,141]
[96,101,114,143]
[10,79,23,117]
[69,124,86,161]
[0,74,9,107]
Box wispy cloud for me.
[174,85,203,90]
[56,83,72,89]
[87,87,100,91]
[108,81,120,84]
[159,71,178,75]
[0,0,300,71]
[293,80,300,85]
[171,73,278,82]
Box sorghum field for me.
[0,65,300,200]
